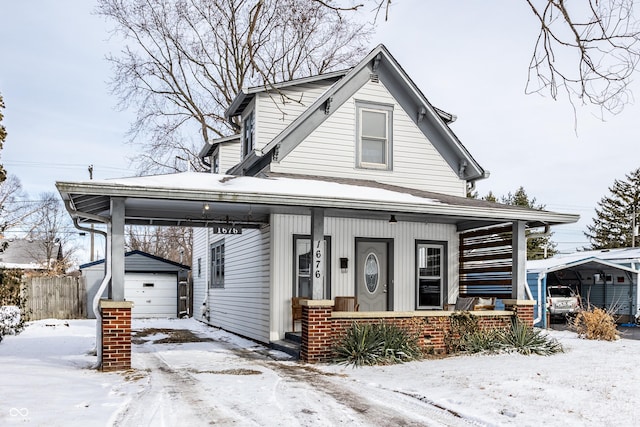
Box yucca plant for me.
[499,318,564,355]
[333,322,384,367]
[377,322,422,363]
[333,321,422,367]
[459,329,503,354]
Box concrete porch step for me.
[270,336,300,360]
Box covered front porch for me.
[56,172,578,369]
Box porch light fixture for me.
[203,203,210,211]
[389,215,397,224]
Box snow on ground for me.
[1,318,639,426]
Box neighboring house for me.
[80,250,190,319]
[527,248,640,327]
[56,45,579,368]
[0,238,62,272]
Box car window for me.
[549,287,572,297]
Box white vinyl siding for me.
[255,82,336,151]
[206,227,271,343]
[192,228,209,320]
[271,79,466,196]
[218,141,242,175]
[269,213,458,341]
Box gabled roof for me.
[199,134,241,159]
[528,256,639,275]
[528,248,640,274]
[227,44,486,182]
[79,249,190,270]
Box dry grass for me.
[570,306,619,341]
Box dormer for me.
[199,134,241,174]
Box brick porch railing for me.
[300,299,536,364]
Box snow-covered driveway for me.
[3,317,640,426]
[114,319,470,426]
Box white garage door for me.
[125,273,177,318]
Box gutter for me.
[527,224,552,326]
[66,200,111,369]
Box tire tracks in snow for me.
[232,347,485,427]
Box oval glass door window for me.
[364,253,379,293]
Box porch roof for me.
[56,171,579,231]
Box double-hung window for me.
[242,111,255,158]
[209,240,225,288]
[416,241,446,309]
[356,102,393,169]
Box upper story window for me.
[356,101,393,170]
[211,149,220,174]
[243,111,255,158]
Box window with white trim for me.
[209,240,224,288]
[416,241,446,309]
[356,102,392,169]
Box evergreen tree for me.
[586,168,640,249]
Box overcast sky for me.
[1,1,638,256]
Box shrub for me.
[570,306,619,341]
[499,318,564,355]
[445,311,480,353]
[447,313,563,356]
[333,321,422,367]
[0,269,29,342]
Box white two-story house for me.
[190,44,579,344]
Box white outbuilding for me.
[81,250,190,319]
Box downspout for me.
[66,201,110,368]
[526,224,551,326]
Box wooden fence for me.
[22,276,87,320]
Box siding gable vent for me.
[370,73,379,83]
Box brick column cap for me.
[502,299,535,306]
[99,299,134,309]
[300,299,334,308]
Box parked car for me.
[547,286,581,321]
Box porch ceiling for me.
[56,172,579,230]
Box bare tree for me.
[126,225,193,265]
[97,0,372,173]
[321,1,640,115]
[24,193,79,274]
[525,0,640,115]
[0,175,44,232]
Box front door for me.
[356,240,389,311]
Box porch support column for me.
[110,197,125,301]
[311,208,325,300]
[512,221,527,300]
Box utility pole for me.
[88,165,95,261]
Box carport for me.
[527,257,640,327]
